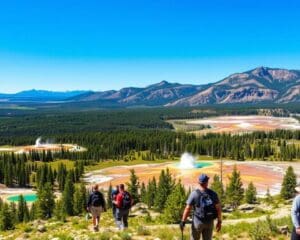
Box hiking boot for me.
[94,225,99,232]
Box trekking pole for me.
[181,227,184,240]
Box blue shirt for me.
[186,188,219,225]
[291,195,300,228]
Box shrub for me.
[137,225,151,236]
[119,232,132,240]
[249,220,271,240]
[99,232,111,240]
[23,225,33,233]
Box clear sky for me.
[1,0,300,93]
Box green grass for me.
[1,211,292,240]
[85,151,179,171]
[34,159,75,170]
[167,119,211,132]
[85,159,170,171]
[224,208,273,220]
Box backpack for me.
[121,191,132,210]
[111,189,119,201]
[91,191,104,207]
[193,189,217,222]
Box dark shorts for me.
[190,221,214,240]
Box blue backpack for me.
[121,191,132,210]
[193,189,218,222]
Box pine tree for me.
[0,203,14,230]
[265,188,273,204]
[210,175,224,202]
[245,182,257,204]
[57,163,67,191]
[73,183,86,215]
[127,169,140,204]
[0,197,3,210]
[281,166,297,200]
[54,200,66,222]
[154,168,175,212]
[17,195,27,222]
[162,182,186,223]
[62,172,75,215]
[146,177,157,208]
[107,183,113,209]
[226,165,244,209]
[36,183,55,219]
[9,202,18,225]
[24,203,30,222]
[29,203,37,221]
[140,182,147,204]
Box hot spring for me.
[178,152,212,169]
[7,194,37,203]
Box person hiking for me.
[291,184,300,240]
[87,184,106,231]
[111,185,120,222]
[180,174,222,240]
[113,183,133,230]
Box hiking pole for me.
[179,221,185,240]
[181,227,184,240]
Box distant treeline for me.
[1,129,300,167]
[1,106,300,165]
[1,104,300,138]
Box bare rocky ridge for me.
[167,67,300,106]
[3,67,298,106]
[72,80,205,106]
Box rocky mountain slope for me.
[2,67,300,106]
[167,67,300,106]
[72,80,205,106]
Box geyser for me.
[35,137,42,148]
[179,152,197,169]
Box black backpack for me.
[91,191,104,207]
[121,191,132,210]
[193,189,217,222]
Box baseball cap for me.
[199,174,210,183]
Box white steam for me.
[179,152,197,169]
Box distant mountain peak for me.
[1,67,299,106]
[149,80,171,87]
[168,66,300,106]
[158,80,169,85]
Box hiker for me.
[111,185,120,222]
[87,184,106,231]
[180,174,222,240]
[113,183,133,230]
[291,184,300,240]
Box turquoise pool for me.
[174,161,213,169]
[7,194,37,202]
[194,162,213,168]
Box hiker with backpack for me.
[113,183,133,230]
[180,174,222,240]
[291,184,300,240]
[87,184,106,231]
[111,185,120,223]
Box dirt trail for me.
[223,205,290,225]
[145,205,291,230]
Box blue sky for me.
[1,0,300,92]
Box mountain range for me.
[0,90,88,102]
[1,67,300,106]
